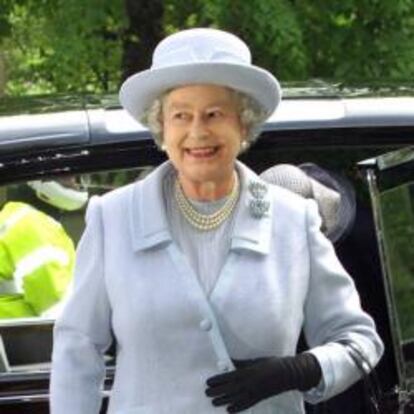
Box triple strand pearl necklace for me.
[174,173,240,231]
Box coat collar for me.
[130,161,273,255]
[130,161,172,251]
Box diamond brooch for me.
[248,181,270,218]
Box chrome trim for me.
[0,393,49,404]
[376,146,414,171]
[0,387,112,405]
[0,318,54,328]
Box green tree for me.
[0,51,5,96]
[165,0,308,79]
[165,0,414,81]
[1,0,126,94]
[296,0,414,80]
[1,0,414,95]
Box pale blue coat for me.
[50,161,383,414]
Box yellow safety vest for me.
[0,202,75,318]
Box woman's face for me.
[162,84,246,190]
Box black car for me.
[0,82,413,413]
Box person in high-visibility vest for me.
[0,177,88,318]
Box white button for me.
[200,319,212,331]
[217,360,231,372]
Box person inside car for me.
[0,177,87,318]
[50,28,383,414]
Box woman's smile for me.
[184,146,221,159]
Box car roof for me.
[1,82,414,153]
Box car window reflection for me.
[0,166,154,320]
[378,180,414,385]
[0,166,154,374]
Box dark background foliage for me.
[1,0,414,95]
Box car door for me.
[359,146,414,413]
[0,92,413,413]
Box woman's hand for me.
[205,353,322,413]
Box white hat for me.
[298,163,356,242]
[260,164,352,242]
[119,28,281,121]
[28,180,88,211]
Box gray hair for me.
[139,88,268,150]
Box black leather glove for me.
[205,353,322,413]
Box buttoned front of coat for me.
[50,161,383,414]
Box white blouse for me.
[163,166,239,295]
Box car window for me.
[367,153,414,390]
[359,146,414,394]
[380,183,414,341]
[0,166,154,374]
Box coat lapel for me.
[230,162,273,255]
[129,161,173,251]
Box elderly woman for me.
[50,28,383,414]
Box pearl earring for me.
[241,141,249,151]
[161,143,167,151]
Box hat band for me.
[152,46,251,69]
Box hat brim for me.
[300,163,356,243]
[119,62,281,121]
[309,178,341,240]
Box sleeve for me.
[302,200,384,403]
[50,196,112,414]
[22,243,75,316]
[0,241,35,318]
[0,240,14,281]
